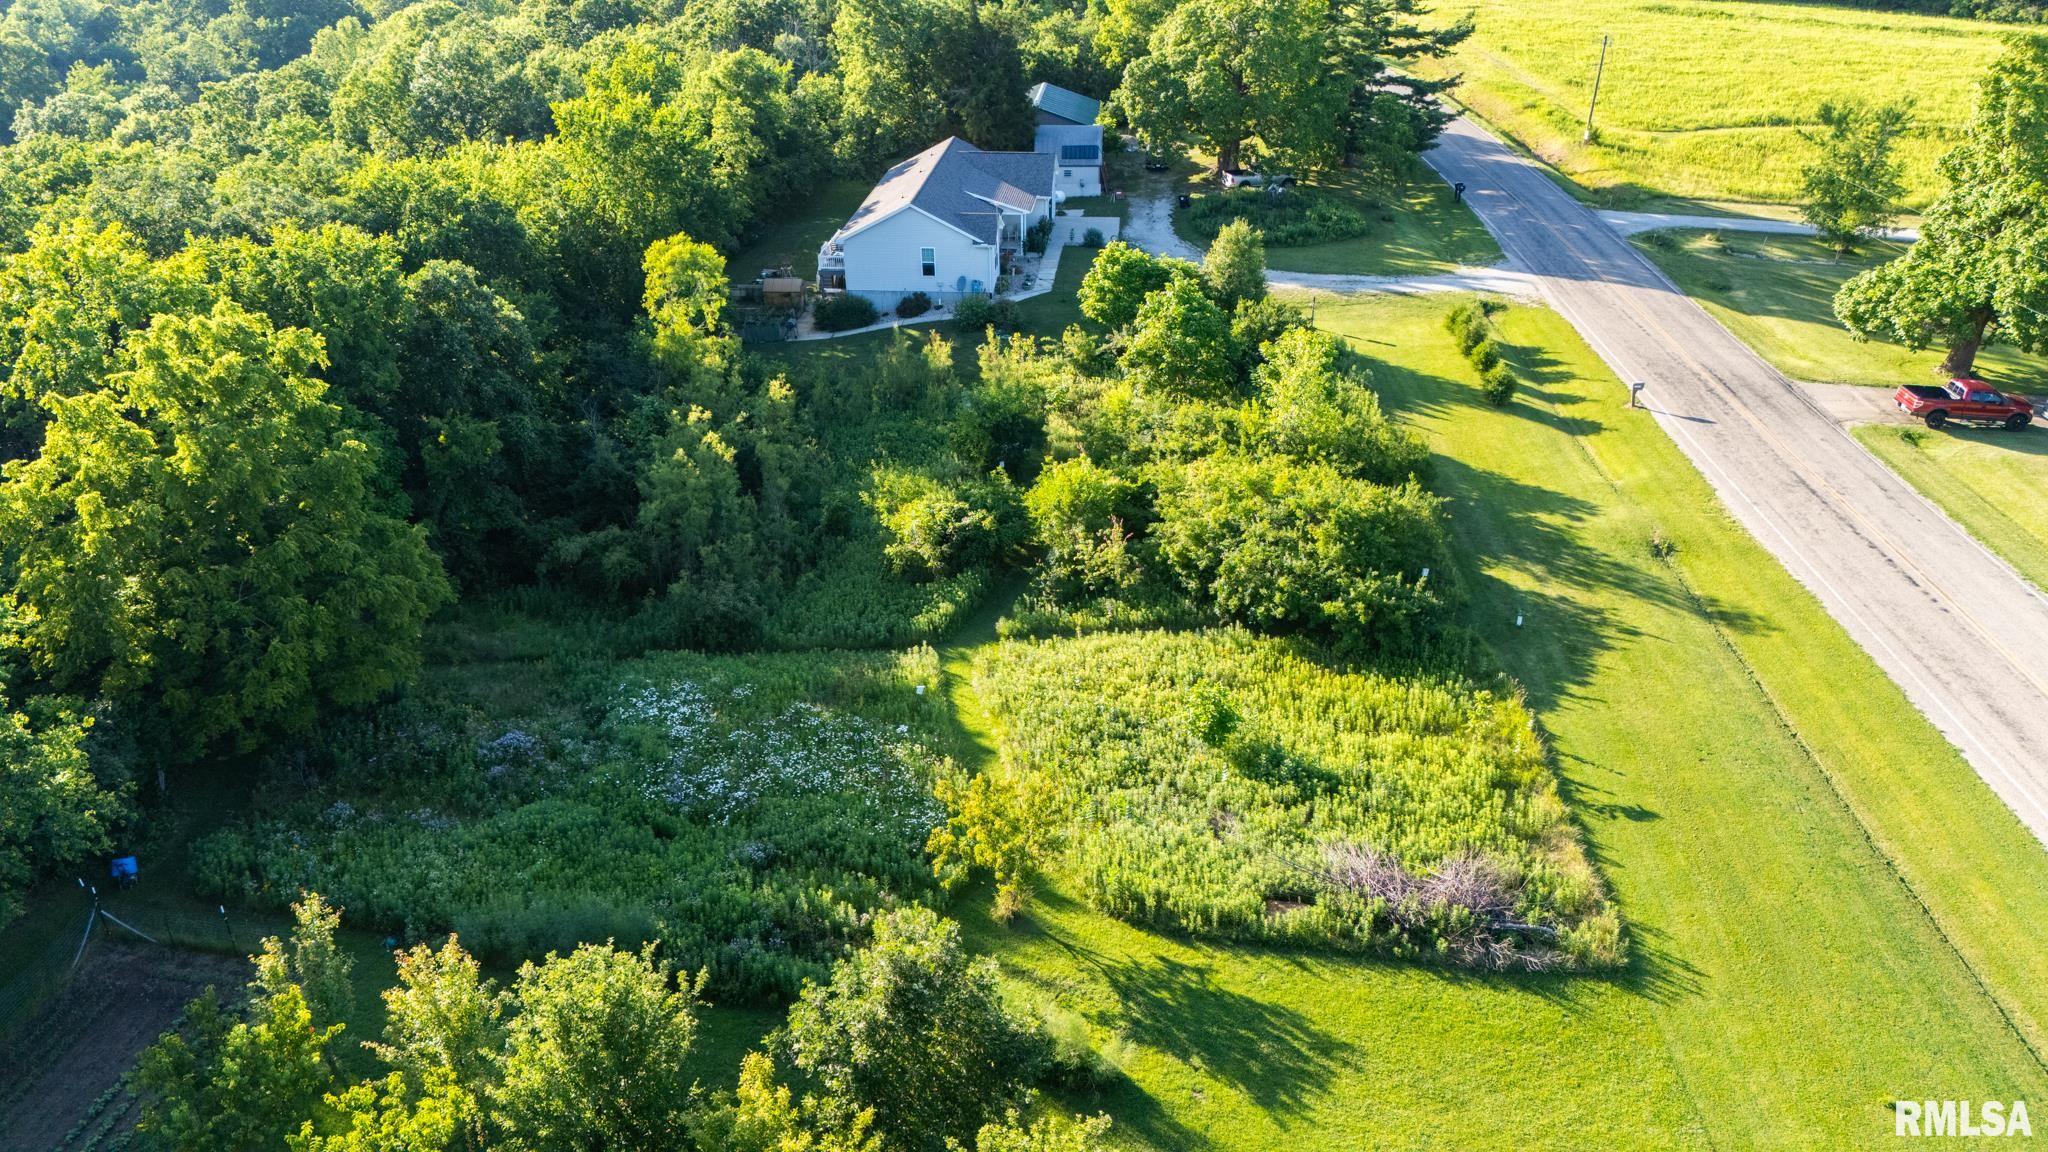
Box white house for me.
[817,137,1055,311]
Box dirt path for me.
[0,943,248,1152]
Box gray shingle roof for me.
[1035,123,1103,166]
[835,138,1054,245]
[1028,82,1102,126]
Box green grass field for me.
[1856,424,2048,593]
[1418,0,2027,208]
[1633,229,2048,387]
[959,294,2048,1149]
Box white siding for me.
[1053,166,1100,197]
[839,208,996,309]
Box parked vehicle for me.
[1893,378,2035,430]
[1219,170,1297,191]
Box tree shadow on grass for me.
[1100,955,1352,1116]
[1938,424,2048,460]
[1429,456,1772,709]
[1017,917,1353,1118]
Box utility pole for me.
[1584,34,1610,143]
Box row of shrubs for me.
[1445,300,1519,407]
[812,292,1026,333]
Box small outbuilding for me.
[1028,82,1101,127]
[759,277,806,309]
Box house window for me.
[1063,169,1073,178]
[919,247,936,277]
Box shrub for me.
[896,291,932,318]
[1444,300,1483,343]
[1454,319,1488,356]
[1177,188,1372,248]
[778,907,1051,1152]
[1082,227,1105,248]
[1256,327,1432,484]
[1467,336,1503,373]
[814,294,880,332]
[954,333,1057,475]
[870,467,1024,582]
[1024,458,1150,602]
[953,293,1022,332]
[1025,216,1054,254]
[1153,453,1454,655]
[1481,361,1517,407]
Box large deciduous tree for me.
[0,218,199,452]
[0,300,451,764]
[1111,0,1344,176]
[831,0,1033,166]
[1836,36,2048,376]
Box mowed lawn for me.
[1632,230,2048,387]
[1417,0,2023,207]
[1856,424,2048,595]
[961,294,2048,1149]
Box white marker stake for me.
[1515,614,1524,627]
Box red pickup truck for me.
[1893,378,2035,430]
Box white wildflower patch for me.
[608,679,944,836]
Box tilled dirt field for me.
[0,942,248,1152]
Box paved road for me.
[1424,117,2048,847]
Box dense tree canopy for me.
[1836,36,2048,375]
[1110,0,1340,175]
[0,301,451,760]
[1110,0,1465,178]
